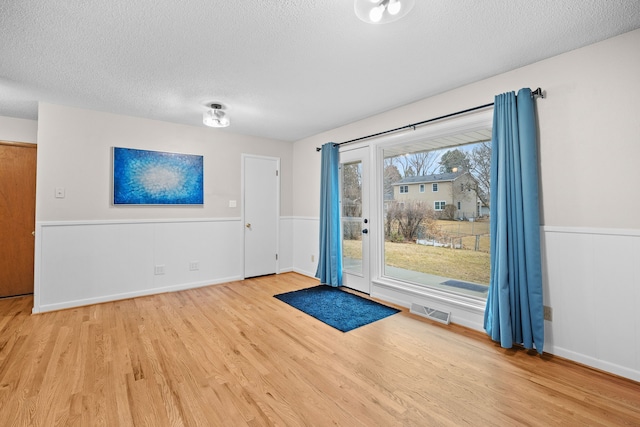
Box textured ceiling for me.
[1,1,639,141]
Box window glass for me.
[342,161,363,275]
[382,139,491,299]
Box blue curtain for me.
[484,88,544,354]
[315,142,343,287]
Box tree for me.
[342,162,361,215]
[396,152,439,177]
[439,149,471,173]
[442,204,457,220]
[386,201,437,241]
[383,164,402,201]
[469,140,491,208]
[342,162,362,239]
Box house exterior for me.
[392,171,479,219]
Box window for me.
[382,130,492,300]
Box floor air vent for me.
[410,303,451,325]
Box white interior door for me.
[243,155,279,278]
[340,147,370,294]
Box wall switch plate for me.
[229,200,237,208]
[311,255,315,262]
[154,265,165,275]
[55,187,65,198]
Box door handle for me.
[32,231,35,237]
[246,223,251,228]
[362,229,368,234]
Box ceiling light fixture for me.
[354,0,415,24]
[203,103,230,128]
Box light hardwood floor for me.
[1,273,639,426]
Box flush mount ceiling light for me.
[354,0,415,24]
[203,103,230,128]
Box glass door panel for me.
[341,161,363,275]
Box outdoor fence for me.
[435,218,489,236]
[417,218,491,253]
[415,234,490,252]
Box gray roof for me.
[392,171,466,186]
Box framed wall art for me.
[113,147,204,205]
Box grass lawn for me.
[344,239,490,285]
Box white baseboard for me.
[550,346,640,383]
[33,275,242,314]
[293,268,317,279]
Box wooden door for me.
[0,142,37,297]
[243,155,279,278]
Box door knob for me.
[246,223,251,228]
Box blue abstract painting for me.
[113,147,203,205]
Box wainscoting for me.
[34,218,244,313]
[278,216,294,273]
[542,226,640,382]
[291,216,320,278]
[290,217,640,382]
[34,217,296,313]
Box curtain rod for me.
[316,87,544,151]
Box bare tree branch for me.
[469,141,491,208]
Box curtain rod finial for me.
[531,87,545,99]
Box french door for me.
[340,146,370,294]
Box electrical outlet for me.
[543,305,552,321]
[311,255,315,262]
[154,265,165,275]
[189,261,199,271]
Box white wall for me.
[34,103,294,312]
[37,103,293,221]
[291,29,640,381]
[0,116,38,143]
